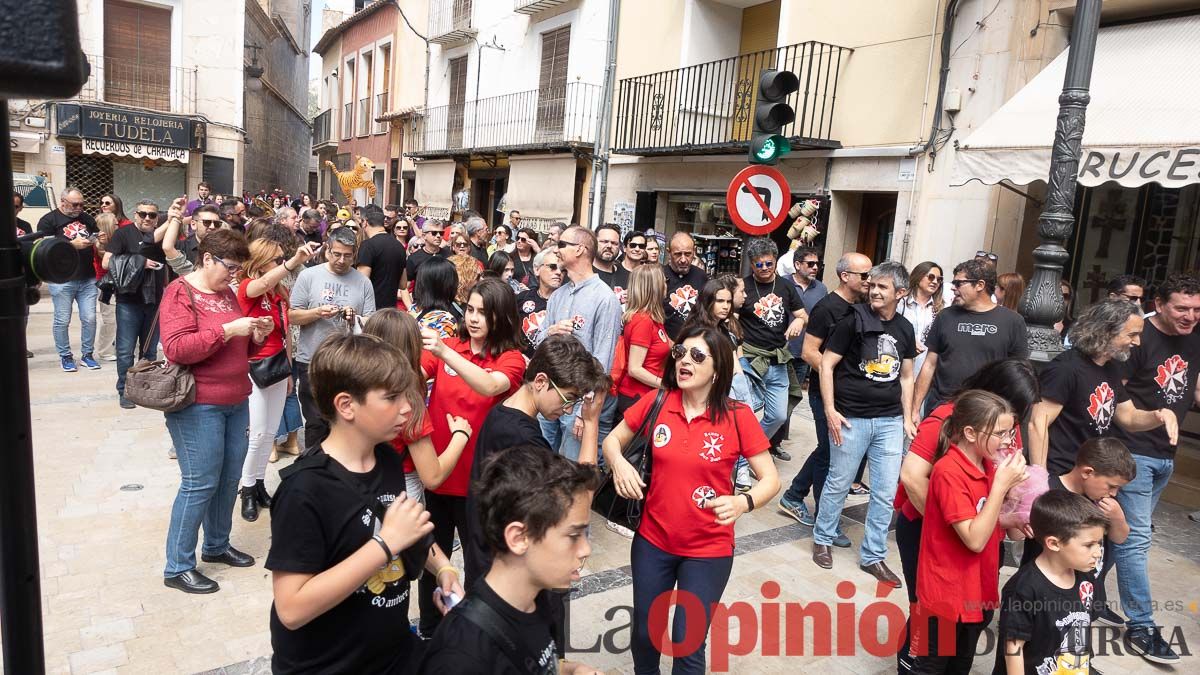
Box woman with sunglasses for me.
[414,278,526,636]
[234,238,315,521]
[449,231,472,257]
[605,324,780,674]
[159,229,274,594]
[488,224,514,257]
[100,194,131,227]
[899,261,944,394]
[511,227,540,287]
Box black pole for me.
[0,101,46,673]
[1018,0,1103,361]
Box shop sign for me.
[9,131,42,154]
[82,138,189,163]
[55,103,206,153]
[1077,147,1200,187]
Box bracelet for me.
[451,429,470,441]
[372,533,394,562]
[283,261,295,273]
[743,493,755,512]
[436,565,459,579]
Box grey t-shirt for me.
[537,273,622,373]
[926,304,1029,405]
[291,264,377,363]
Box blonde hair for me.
[362,309,427,437]
[240,239,288,300]
[623,263,667,324]
[95,213,119,239]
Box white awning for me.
[414,159,456,210]
[953,15,1200,189]
[505,154,577,222]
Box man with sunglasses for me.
[103,199,173,407]
[621,230,647,272]
[767,246,828,457]
[912,258,1029,420]
[515,250,562,356]
[37,188,101,372]
[1106,274,1147,311]
[405,219,451,283]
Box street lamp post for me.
[1017,0,1103,362]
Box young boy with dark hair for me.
[1018,437,1134,625]
[420,444,604,674]
[267,334,464,674]
[995,490,1108,675]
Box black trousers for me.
[419,490,468,635]
[909,610,993,675]
[295,362,329,454]
[895,512,923,672]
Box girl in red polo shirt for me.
[913,390,1029,673]
[615,265,671,418]
[604,324,780,675]
[415,278,526,637]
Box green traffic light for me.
[755,137,779,161]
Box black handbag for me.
[248,297,291,389]
[591,389,668,531]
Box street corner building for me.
[8,0,312,210]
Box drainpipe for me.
[588,0,621,229]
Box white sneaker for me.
[99,354,117,362]
[735,465,753,492]
[606,520,635,538]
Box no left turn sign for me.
[726,165,792,236]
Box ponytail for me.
[935,390,1013,460]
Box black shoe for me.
[201,546,255,568]
[769,446,792,461]
[1127,626,1180,664]
[119,396,136,410]
[1093,605,1125,627]
[164,569,219,594]
[254,479,272,509]
[239,487,259,522]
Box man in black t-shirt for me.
[1109,273,1200,663]
[406,218,450,283]
[37,187,100,372]
[104,199,172,408]
[357,206,407,309]
[810,261,915,587]
[778,252,872,531]
[662,233,708,340]
[515,250,562,357]
[593,224,630,307]
[1029,299,1176,475]
[421,443,603,675]
[738,237,807,459]
[912,259,1029,420]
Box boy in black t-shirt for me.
[420,444,604,675]
[995,491,1108,675]
[267,334,463,674]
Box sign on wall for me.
[55,103,206,154]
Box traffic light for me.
[748,69,800,165]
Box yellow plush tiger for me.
[326,155,376,203]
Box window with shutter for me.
[103,0,172,111]
[536,26,570,141]
[448,56,468,149]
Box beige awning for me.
[953,15,1200,189]
[505,154,577,221]
[10,130,42,154]
[414,159,456,209]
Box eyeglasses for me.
[549,379,579,412]
[272,256,287,266]
[950,279,982,288]
[975,250,999,262]
[327,251,355,260]
[544,263,560,271]
[801,260,821,267]
[557,239,582,249]
[925,273,944,283]
[136,211,159,220]
[626,241,646,249]
[843,270,871,280]
[753,260,776,270]
[988,428,1018,445]
[196,218,222,229]
[670,344,710,364]
[210,254,242,274]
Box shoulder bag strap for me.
[455,597,550,674]
[141,280,199,361]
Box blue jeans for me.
[163,401,250,576]
[784,387,830,507]
[275,362,303,442]
[740,357,789,438]
[48,278,98,358]
[1114,453,1174,628]
[630,534,733,675]
[814,415,903,565]
[115,301,159,395]
[540,394,617,462]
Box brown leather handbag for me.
[124,283,198,413]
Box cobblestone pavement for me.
[6,307,1200,673]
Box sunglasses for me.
[950,279,982,288]
[426,229,444,236]
[975,250,999,262]
[626,241,646,249]
[670,344,710,364]
[843,271,870,280]
[1118,292,1143,303]
[136,211,159,219]
[196,218,222,229]
[801,260,821,267]
[544,263,560,271]
[272,256,287,266]
[926,273,943,283]
[101,200,114,206]
[452,240,468,248]
[557,239,582,249]
[753,260,776,269]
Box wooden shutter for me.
[448,56,468,148]
[104,0,172,111]
[536,26,571,141]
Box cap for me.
[336,208,352,222]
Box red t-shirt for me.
[617,313,672,399]
[421,338,525,497]
[916,445,1002,623]
[394,406,436,472]
[236,282,288,360]
[623,389,770,558]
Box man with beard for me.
[593,224,628,307]
[662,232,708,340]
[298,209,324,247]
[1030,299,1178,475]
[515,249,561,357]
[911,258,1029,419]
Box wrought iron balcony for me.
[514,0,569,14]
[76,53,197,115]
[374,92,389,134]
[406,82,601,157]
[313,108,333,149]
[614,41,851,156]
[429,0,476,46]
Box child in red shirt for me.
[913,390,1029,674]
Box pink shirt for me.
[160,278,253,406]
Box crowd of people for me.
[20,180,1200,673]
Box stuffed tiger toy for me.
[325,155,376,203]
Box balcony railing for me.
[313,108,332,148]
[343,102,354,139]
[76,53,197,114]
[357,97,371,136]
[514,0,569,14]
[429,0,476,45]
[374,92,388,134]
[406,82,601,157]
[614,41,851,155]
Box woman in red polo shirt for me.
[415,277,525,637]
[913,390,1029,673]
[604,324,780,675]
[615,265,671,418]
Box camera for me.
[16,232,81,305]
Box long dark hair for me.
[458,277,523,357]
[936,390,1013,459]
[686,277,742,342]
[413,256,458,314]
[956,358,1039,423]
[484,250,513,279]
[662,324,735,422]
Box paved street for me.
[7,306,1200,674]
